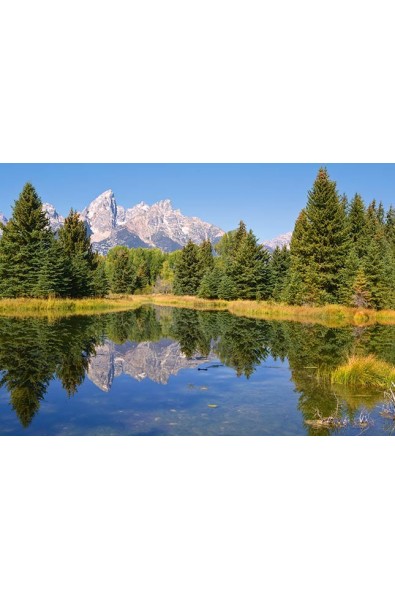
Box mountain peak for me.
[263,231,292,252]
[154,199,172,209]
[80,190,118,242]
[42,203,65,231]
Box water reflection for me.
[0,306,394,433]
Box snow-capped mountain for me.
[262,231,292,252]
[79,190,224,253]
[42,203,65,232]
[0,191,224,252]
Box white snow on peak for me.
[262,231,292,251]
[155,199,172,209]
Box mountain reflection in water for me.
[0,306,394,435]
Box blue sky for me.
[0,164,394,240]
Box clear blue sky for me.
[0,164,394,240]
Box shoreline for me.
[0,294,394,325]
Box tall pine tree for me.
[58,209,95,297]
[173,240,202,295]
[0,183,54,297]
[287,168,349,304]
[231,230,271,300]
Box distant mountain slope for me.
[262,231,292,252]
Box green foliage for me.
[348,194,366,258]
[198,239,214,274]
[338,247,360,306]
[154,259,175,294]
[34,239,72,298]
[350,267,372,308]
[363,234,394,309]
[198,267,221,299]
[91,255,110,297]
[269,246,291,301]
[217,275,237,300]
[106,246,136,294]
[230,230,272,299]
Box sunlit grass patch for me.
[0,296,145,317]
[331,355,395,389]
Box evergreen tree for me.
[363,234,393,309]
[58,209,95,297]
[285,210,316,304]
[198,239,214,274]
[230,230,272,299]
[364,201,383,241]
[269,246,291,301]
[108,247,136,294]
[216,222,248,275]
[348,193,366,258]
[173,240,202,295]
[34,239,72,298]
[0,183,53,297]
[377,201,385,225]
[91,255,110,297]
[338,247,360,306]
[233,220,248,252]
[287,168,349,304]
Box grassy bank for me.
[0,296,145,317]
[0,294,395,326]
[144,295,395,326]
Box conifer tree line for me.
[172,167,395,308]
[0,173,394,307]
[286,168,395,309]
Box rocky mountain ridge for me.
[45,190,224,254]
[1,191,292,252]
[45,190,225,253]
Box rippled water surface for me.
[0,306,394,435]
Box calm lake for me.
[0,305,394,435]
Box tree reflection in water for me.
[0,306,393,430]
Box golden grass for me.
[226,300,395,326]
[331,355,395,389]
[136,294,228,311]
[0,296,145,317]
[0,294,395,326]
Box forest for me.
[0,168,394,309]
